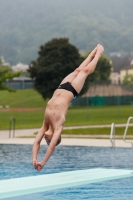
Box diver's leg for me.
[60,46,97,84]
[78,46,97,70]
[71,44,104,93]
[60,69,80,84]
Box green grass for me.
[0,89,133,130]
[0,105,133,130]
[0,110,45,129]
[0,89,47,108]
[62,127,133,135]
[65,105,133,126]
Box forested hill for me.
[0,0,133,65]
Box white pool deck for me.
[0,137,132,148]
[0,124,132,147]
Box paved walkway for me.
[0,128,39,138]
[0,138,132,148]
[0,123,133,147]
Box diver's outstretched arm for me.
[35,126,63,171]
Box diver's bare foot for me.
[96,44,104,57]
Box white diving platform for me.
[0,168,133,199]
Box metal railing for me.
[110,123,115,147]
[9,117,16,138]
[123,116,133,147]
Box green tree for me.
[0,59,21,91]
[123,74,133,85]
[80,53,112,95]
[123,74,133,90]
[29,38,82,99]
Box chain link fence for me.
[72,82,133,106]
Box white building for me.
[12,63,29,72]
[110,57,130,84]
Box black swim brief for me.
[58,82,78,99]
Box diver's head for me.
[44,131,61,146]
[46,136,61,146]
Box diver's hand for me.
[32,158,43,171]
[35,161,45,171]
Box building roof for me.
[121,59,133,70]
[111,57,130,73]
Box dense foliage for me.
[29,38,82,98]
[0,0,133,65]
[123,74,133,84]
[123,74,133,91]
[0,59,21,91]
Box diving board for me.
[0,168,133,199]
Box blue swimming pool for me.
[0,144,133,200]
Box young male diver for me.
[32,44,104,171]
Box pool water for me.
[0,144,133,200]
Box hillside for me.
[0,0,133,65]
